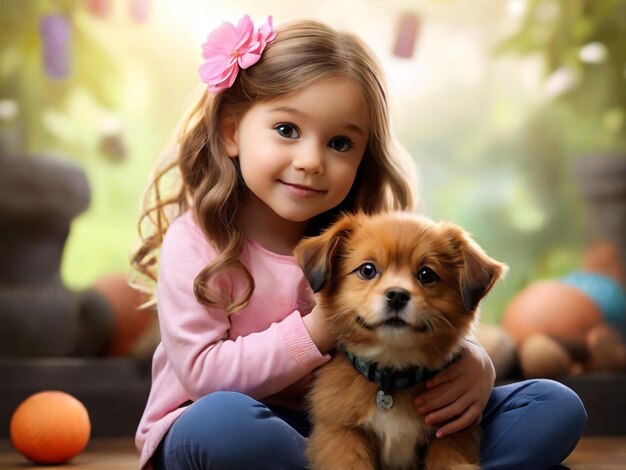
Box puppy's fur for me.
[294,212,507,470]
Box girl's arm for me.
[413,338,495,438]
[157,214,329,401]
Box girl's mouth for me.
[280,181,325,196]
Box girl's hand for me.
[302,305,336,354]
[414,339,495,438]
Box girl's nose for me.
[293,143,324,174]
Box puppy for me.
[294,211,507,470]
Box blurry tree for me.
[0,0,122,155]
[492,0,626,298]
[496,0,626,156]
[0,1,130,290]
[417,0,626,321]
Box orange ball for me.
[502,280,602,344]
[10,391,91,464]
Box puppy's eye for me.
[417,267,439,286]
[355,263,378,280]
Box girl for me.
[133,15,586,470]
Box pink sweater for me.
[135,211,329,468]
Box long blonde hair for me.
[132,19,418,312]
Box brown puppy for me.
[294,211,507,470]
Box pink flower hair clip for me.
[198,15,276,94]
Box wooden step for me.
[1,359,625,438]
[0,358,151,438]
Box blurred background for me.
[1,0,625,325]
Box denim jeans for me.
[152,379,586,470]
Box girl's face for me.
[223,77,369,225]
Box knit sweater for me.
[135,211,329,468]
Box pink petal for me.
[201,21,239,59]
[258,16,276,43]
[199,56,237,84]
[238,51,261,69]
[232,15,255,53]
[211,70,239,94]
[247,17,276,53]
[198,14,276,93]
[205,62,239,94]
[222,66,239,88]
[241,16,276,69]
[234,15,254,37]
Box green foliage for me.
[2,1,615,311]
[495,0,626,155]
[0,2,134,289]
[0,1,122,155]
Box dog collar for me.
[343,349,440,396]
[341,346,463,411]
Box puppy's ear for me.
[294,214,355,293]
[447,226,508,312]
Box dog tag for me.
[376,390,394,410]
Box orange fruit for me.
[10,390,91,464]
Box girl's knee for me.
[516,379,587,459]
[529,379,587,434]
[162,392,266,464]
[163,391,306,468]
[174,391,274,441]
[193,390,264,417]
[481,380,587,470]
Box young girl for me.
[133,15,586,470]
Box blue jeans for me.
[152,380,586,470]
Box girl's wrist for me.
[465,335,496,383]
[302,311,334,354]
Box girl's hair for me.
[132,19,418,312]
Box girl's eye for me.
[328,136,354,152]
[417,267,439,286]
[275,124,299,139]
[355,262,378,280]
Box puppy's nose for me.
[385,288,410,310]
